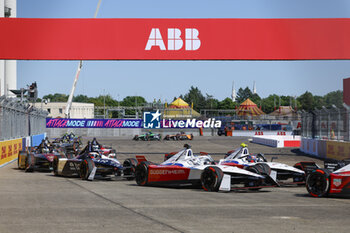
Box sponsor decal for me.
[333,178,342,187]
[143,110,221,129]
[145,28,201,51]
[149,169,186,175]
[143,110,161,129]
[1,146,6,159]
[46,118,142,128]
[162,118,221,129]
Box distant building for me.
[34,102,94,118]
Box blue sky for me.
[17,0,350,102]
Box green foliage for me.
[41,88,343,115]
[121,96,147,107]
[42,93,69,102]
[89,95,118,107]
[236,87,261,104]
[183,86,206,111]
[218,98,237,109]
[73,94,90,103]
[205,94,219,109]
[297,91,315,112]
[323,90,343,108]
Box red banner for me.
[1,18,350,60]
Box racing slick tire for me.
[201,166,224,192]
[133,135,139,141]
[123,158,138,180]
[80,159,95,180]
[25,154,35,172]
[190,134,194,140]
[52,155,59,176]
[135,161,151,186]
[306,169,330,197]
[17,151,28,170]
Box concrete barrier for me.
[0,138,23,167]
[252,135,300,148]
[300,138,350,160]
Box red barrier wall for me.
[1,18,350,60]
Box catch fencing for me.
[0,97,48,141]
[300,104,350,141]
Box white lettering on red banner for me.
[145,28,201,51]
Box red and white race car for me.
[219,144,306,185]
[306,160,350,197]
[135,144,278,192]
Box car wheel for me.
[306,169,330,197]
[17,151,28,170]
[201,166,224,192]
[52,156,59,176]
[80,159,94,180]
[135,161,150,186]
[25,154,35,172]
[123,158,138,180]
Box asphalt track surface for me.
[1,136,350,233]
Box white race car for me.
[219,143,305,184]
[135,144,278,192]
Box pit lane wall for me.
[0,133,46,168]
[300,138,350,160]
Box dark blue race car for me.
[52,142,137,181]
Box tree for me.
[42,93,68,102]
[323,90,343,108]
[236,87,261,104]
[297,91,314,112]
[183,86,206,111]
[121,96,147,107]
[73,94,90,103]
[205,94,219,109]
[218,98,237,109]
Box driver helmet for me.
[246,154,257,163]
[240,143,247,148]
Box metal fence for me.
[0,97,48,141]
[300,104,350,141]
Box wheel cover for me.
[53,158,58,174]
[307,172,329,196]
[135,164,147,185]
[80,161,87,179]
[202,169,217,191]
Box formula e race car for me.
[164,132,193,140]
[18,139,64,172]
[135,144,278,192]
[52,134,82,157]
[219,143,305,184]
[305,159,350,197]
[52,141,134,180]
[133,131,161,141]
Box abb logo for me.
[145,28,201,51]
